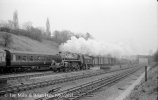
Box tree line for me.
[153,50,158,63]
[0,10,94,47]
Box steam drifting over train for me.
[0,35,138,73]
[0,37,137,73]
[59,36,134,57]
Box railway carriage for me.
[0,50,59,72]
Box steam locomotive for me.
[0,49,125,73]
[50,52,117,72]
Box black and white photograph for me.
[0,0,158,100]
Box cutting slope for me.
[0,32,59,54]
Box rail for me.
[36,67,140,100]
[0,65,139,96]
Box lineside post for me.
[145,66,147,81]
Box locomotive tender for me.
[0,49,118,73]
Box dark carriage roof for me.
[9,50,56,56]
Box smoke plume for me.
[59,36,133,57]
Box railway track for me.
[36,67,140,100]
[0,66,139,97]
[0,71,54,81]
[0,64,137,81]
[0,69,97,81]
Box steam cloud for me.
[59,36,134,57]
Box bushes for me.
[153,50,158,62]
[0,27,11,33]
[0,26,94,44]
[51,30,94,44]
[0,26,43,41]
[0,32,12,48]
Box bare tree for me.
[2,33,12,48]
[52,30,74,44]
[13,10,19,29]
[153,49,158,62]
[8,20,14,29]
[46,18,51,36]
[22,22,33,30]
[0,20,14,29]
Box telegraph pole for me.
[145,66,147,81]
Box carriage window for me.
[39,56,42,61]
[12,54,16,61]
[0,53,2,61]
[22,56,26,61]
[37,56,40,61]
[47,56,51,61]
[40,56,43,61]
[43,56,46,61]
[42,56,44,61]
[16,55,21,61]
[34,56,37,61]
[30,56,33,61]
[43,56,45,61]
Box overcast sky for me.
[0,0,157,55]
